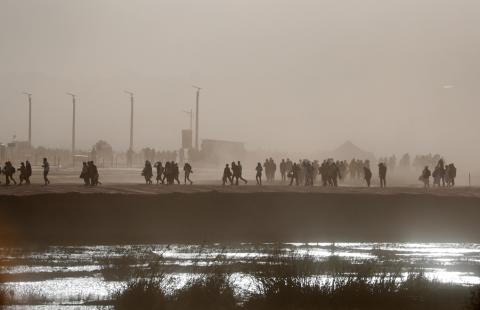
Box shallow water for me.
[1,243,480,308]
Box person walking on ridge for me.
[256,162,263,185]
[42,158,50,186]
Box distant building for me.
[5,141,33,161]
[181,129,193,149]
[201,139,246,164]
[0,144,6,163]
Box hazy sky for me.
[1,0,479,164]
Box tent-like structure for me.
[321,141,375,162]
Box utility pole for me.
[124,91,134,151]
[66,93,76,167]
[23,92,32,147]
[124,91,134,167]
[193,86,201,151]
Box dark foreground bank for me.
[1,189,479,245]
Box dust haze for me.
[1,0,479,169]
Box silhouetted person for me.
[231,162,240,185]
[432,163,443,187]
[329,162,341,187]
[42,158,50,185]
[447,163,456,187]
[142,160,153,184]
[25,160,32,185]
[286,159,293,177]
[421,166,431,188]
[3,162,15,185]
[280,159,287,182]
[305,162,314,186]
[154,162,164,184]
[363,166,372,187]
[263,159,269,182]
[183,162,193,185]
[164,161,172,185]
[438,159,446,186]
[173,162,181,184]
[18,162,27,185]
[237,161,248,184]
[319,161,328,186]
[6,162,16,185]
[378,162,387,188]
[91,161,100,186]
[87,161,95,185]
[289,163,299,186]
[270,158,277,182]
[80,162,89,185]
[223,164,233,186]
[255,162,263,185]
[9,162,17,185]
[312,160,320,183]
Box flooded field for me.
[1,242,480,308]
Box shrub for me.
[245,269,468,310]
[0,286,6,307]
[469,286,480,310]
[112,278,167,310]
[171,273,238,310]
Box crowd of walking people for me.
[252,158,346,187]
[80,161,100,186]
[0,158,49,186]
[222,161,248,185]
[141,160,194,185]
[0,155,459,189]
[222,157,457,189]
[419,159,457,188]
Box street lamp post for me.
[124,91,134,151]
[22,92,32,147]
[124,91,134,167]
[66,93,76,167]
[193,86,201,151]
[182,109,193,130]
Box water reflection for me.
[1,242,480,308]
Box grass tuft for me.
[112,278,167,310]
[171,272,238,310]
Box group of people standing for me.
[262,158,277,183]
[142,161,194,185]
[349,159,372,180]
[1,158,50,186]
[420,160,456,188]
[361,162,386,188]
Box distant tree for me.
[93,140,113,166]
[388,155,397,172]
[399,153,410,169]
[142,147,155,162]
[35,146,47,156]
[188,148,202,162]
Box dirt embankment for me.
[0,191,479,245]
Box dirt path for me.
[0,183,479,197]
[1,186,479,245]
